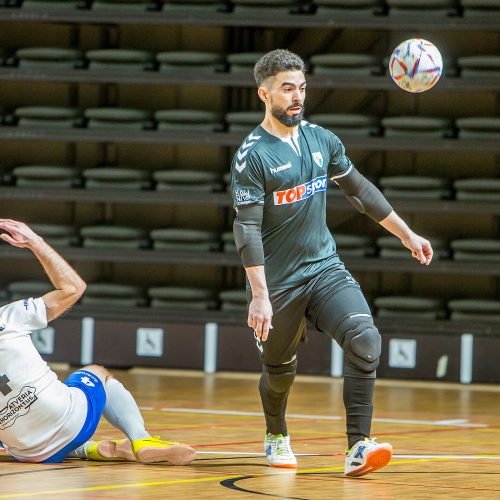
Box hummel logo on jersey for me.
[274,175,327,205]
[235,133,261,173]
[312,152,324,168]
[270,162,292,174]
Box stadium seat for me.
[454,178,500,201]
[219,289,247,312]
[379,176,452,199]
[455,117,500,139]
[80,225,150,249]
[150,228,219,251]
[85,108,152,130]
[156,51,223,73]
[461,0,500,17]
[153,169,222,191]
[448,299,500,321]
[92,0,152,10]
[155,109,221,131]
[81,283,147,307]
[148,286,218,310]
[225,111,264,132]
[7,281,52,301]
[457,56,500,78]
[314,0,382,16]
[382,116,453,138]
[86,49,154,72]
[374,296,447,319]
[451,239,500,262]
[227,52,266,74]
[22,0,78,9]
[308,113,380,137]
[12,165,81,188]
[83,167,151,190]
[14,106,80,128]
[387,0,458,16]
[310,54,379,76]
[377,235,449,259]
[15,47,82,69]
[231,0,298,14]
[30,223,79,247]
[161,0,224,12]
[332,233,376,257]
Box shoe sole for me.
[135,444,196,465]
[97,440,136,462]
[345,445,393,478]
[269,461,298,469]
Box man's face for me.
[262,70,306,127]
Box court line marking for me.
[155,408,487,428]
[195,451,500,460]
[0,458,448,499]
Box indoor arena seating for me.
[374,295,447,319]
[0,1,498,384]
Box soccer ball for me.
[389,38,443,93]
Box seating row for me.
[5,0,500,18]
[5,165,500,203]
[6,48,500,80]
[1,223,499,262]
[4,281,500,322]
[2,108,500,139]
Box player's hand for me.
[401,232,433,265]
[0,219,43,249]
[248,296,273,342]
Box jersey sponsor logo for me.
[235,189,251,203]
[0,386,38,430]
[273,175,327,205]
[312,152,324,168]
[235,133,261,173]
[81,376,95,387]
[270,162,292,174]
[23,299,29,310]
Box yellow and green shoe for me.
[85,439,136,462]
[131,436,196,465]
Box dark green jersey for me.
[230,121,353,289]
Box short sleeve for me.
[230,151,265,207]
[0,298,48,338]
[326,131,354,179]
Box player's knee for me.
[262,360,297,394]
[338,317,381,373]
[81,364,112,384]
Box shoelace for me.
[275,437,291,456]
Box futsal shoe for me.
[344,437,393,477]
[131,436,196,465]
[85,439,136,461]
[264,433,297,468]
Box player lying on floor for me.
[0,218,195,464]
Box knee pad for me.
[338,316,381,373]
[262,359,297,394]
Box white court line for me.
[195,451,500,460]
[158,407,487,428]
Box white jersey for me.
[0,298,87,462]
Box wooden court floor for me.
[2,368,500,500]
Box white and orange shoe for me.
[344,437,392,477]
[264,433,297,468]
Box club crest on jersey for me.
[312,152,324,168]
[274,175,327,205]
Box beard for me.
[271,102,305,127]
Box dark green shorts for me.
[249,263,372,366]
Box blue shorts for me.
[43,370,107,463]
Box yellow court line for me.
[0,458,446,499]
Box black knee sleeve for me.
[337,316,381,373]
[262,359,297,394]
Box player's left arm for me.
[378,211,433,265]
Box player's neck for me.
[260,115,299,140]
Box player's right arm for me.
[230,144,273,341]
[0,219,86,322]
